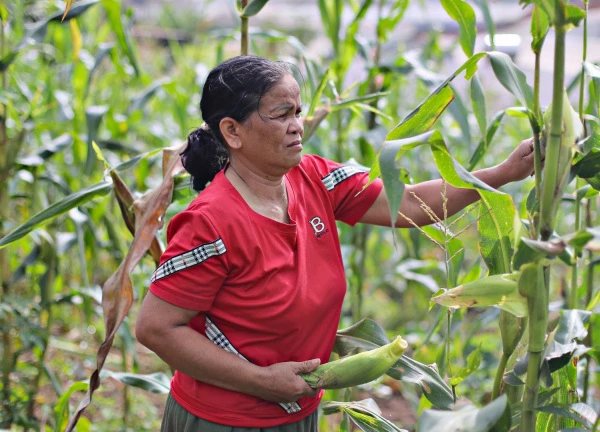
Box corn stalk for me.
[0,13,12,427]
[241,0,248,55]
[520,2,567,430]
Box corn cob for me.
[301,336,408,389]
[431,273,527,317]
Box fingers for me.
[296,358,321,374]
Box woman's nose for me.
[290,116,304,135]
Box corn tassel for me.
[301,336,408,389]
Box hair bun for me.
[181,126,228,191]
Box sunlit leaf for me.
[441,0,476,57]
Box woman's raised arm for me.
[359,138,535,228]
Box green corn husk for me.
[301,336,408,389]
[431,272,528,318]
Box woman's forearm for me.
[402,164,506,226]
[139,325,266,397]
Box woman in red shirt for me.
[136,55,535,431]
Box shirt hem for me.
[170,381,322,428]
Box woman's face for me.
[236,74,304,176]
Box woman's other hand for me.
[257,359,321,403]
[498,137,538,182]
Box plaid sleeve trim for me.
[321,165,366,191]
[205,316,303,415]
[151,238,226,282]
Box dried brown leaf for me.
[62,0,74,21]
[66,144,185,431]
[110,170,163,265]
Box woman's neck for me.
[225,160,290,223]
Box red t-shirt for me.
[149,154,383,427]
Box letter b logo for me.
[309,217,325,234]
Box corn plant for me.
[2,0,599,431]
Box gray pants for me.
[161,394,318,432]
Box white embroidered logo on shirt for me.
[309,216,329,238]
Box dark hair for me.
[181,55,292,191]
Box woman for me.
[136,55,535,431]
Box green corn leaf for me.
[377,131,433,233]
[102,0,140,76]
[422,225,464,288]
[332,318,454,410]
[307,68,330,118]
[468,110,506,170]
[432,273,527,317]
[385,53,486,141]
[128,78,172,114]
[54,381,89,432]
[470,74,487,140]
[441,0,476,58]
[17,134,73,167]
[531,4,549,54]
[0,181,113,249]
[573,148,600,190]
[105,371,171,394]
[537,403,597,430]
[583,62,600,110]
[85,105,109,174]
[488,51,535,120]
[449,347,481,386]
[85,43,114,98]
[474,0,495,49]
[2,0,100,72]
[323,399,408,432]
[330,91,390,111]
[555,309,591,345]
[240,0,270,17]
[564,5,586,30]
[417,395,510,432]
[448,85,472,148]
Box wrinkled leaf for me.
[417,395,509,432]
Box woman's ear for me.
[219,117,242,150]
